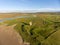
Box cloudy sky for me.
[0,0,60,12]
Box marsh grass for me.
[4,15,60,45]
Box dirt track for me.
[0,24,23,45]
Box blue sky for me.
[0,0,60,12]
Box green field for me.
[3,13,60,45]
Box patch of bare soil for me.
[0,24,23,45]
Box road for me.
[0,24,23,45]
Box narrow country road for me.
[0,24,23,45]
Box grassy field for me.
[1,13,60,45]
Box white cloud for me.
[0,8,60,13]
[18,8,60,13]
